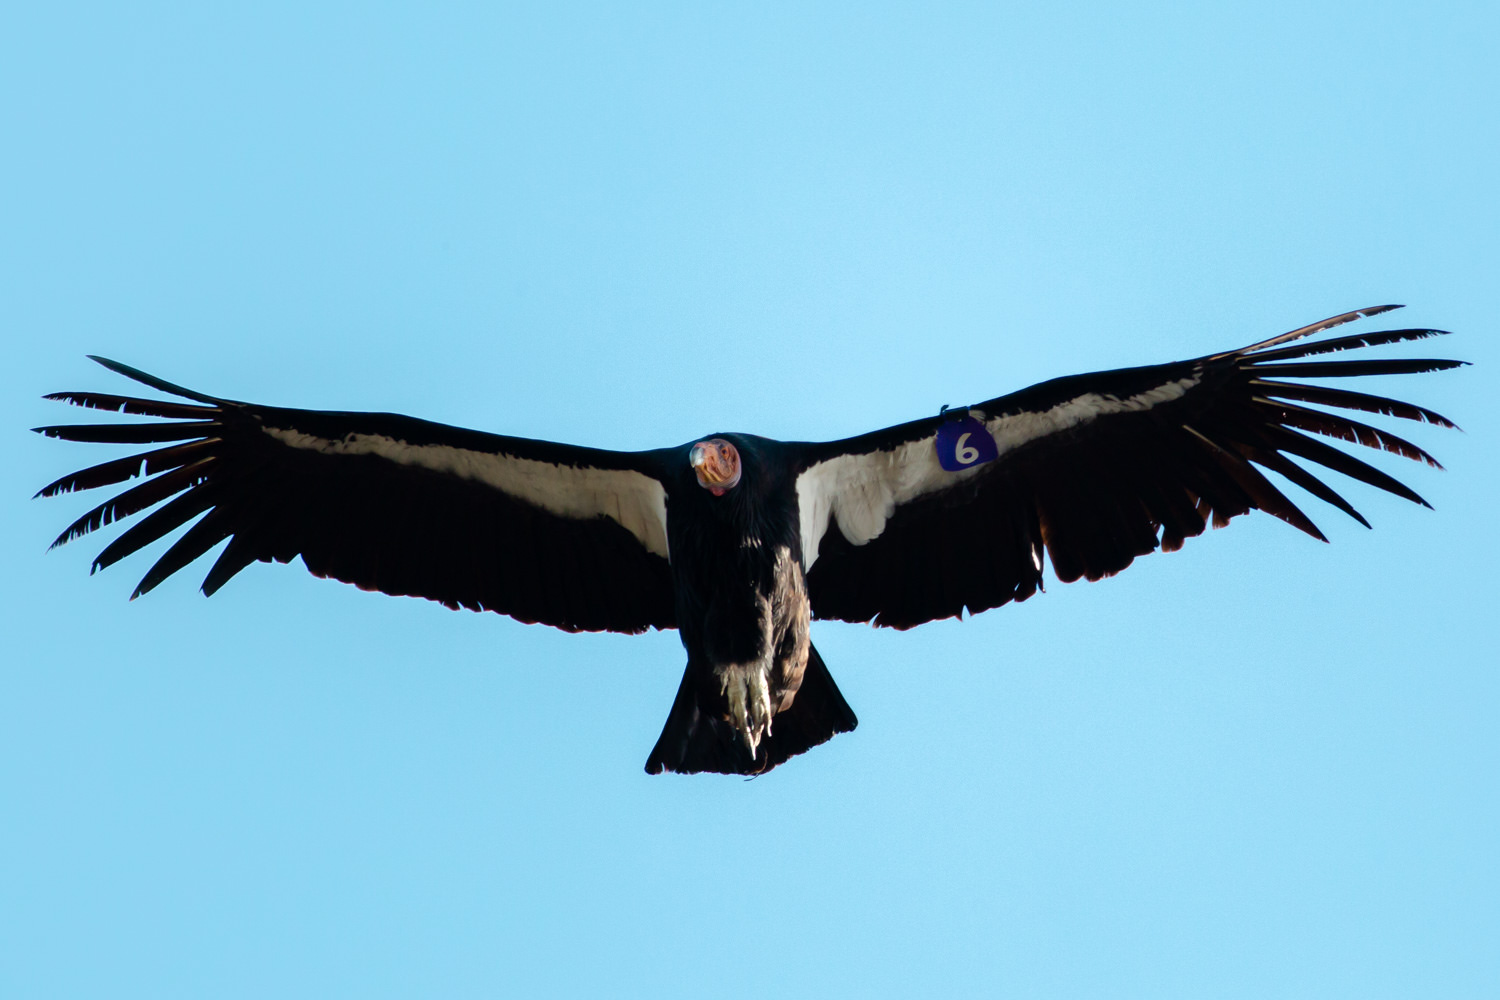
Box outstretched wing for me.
[795,306,1464,629]
[35,358,677,633]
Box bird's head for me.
[689,438,741,496]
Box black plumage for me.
[34,306,1463,774]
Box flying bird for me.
[35,306,1463,775]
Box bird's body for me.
[35,306,1464,775]
[652,434,850,773]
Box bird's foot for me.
[718,663,774,759]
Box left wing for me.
[795,306,1463,629]
[35,358,677,633]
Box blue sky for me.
[3,3,1496,997]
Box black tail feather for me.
[644,644,857,776]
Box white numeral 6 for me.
[954,432,979,465]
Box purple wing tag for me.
[935,413,998,472]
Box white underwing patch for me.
[796,426,986,570]
[796,375,1200,570]
[986,377,1199,453]
[263,427,671,559]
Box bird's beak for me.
[689,442,711,473]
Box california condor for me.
[34,306,1463,775]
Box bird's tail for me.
[644,643,857,776]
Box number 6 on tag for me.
[935,414,999,471]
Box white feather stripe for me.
[262,428,670,559]
[984,377,1199,453]
[797,413,988,570]
[796,375,1200,571]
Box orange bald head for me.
[689,438,741,496]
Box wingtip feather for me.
[1227,305,1409,357]
[86,356,223,405]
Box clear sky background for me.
[3,3,1496,997]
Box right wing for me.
[36,358,677,634]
